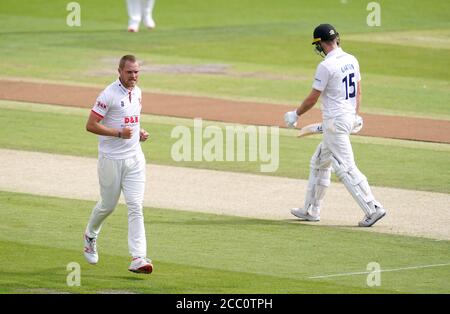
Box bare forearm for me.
[356,81,362,114]
[356,96,361,114]
[296,99,316,117]
[295,89,321,117]
[86,122,120,137]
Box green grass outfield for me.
[1,1,449,295]
[1,100,449,193]
[0,191,449,294]
[0,0,449,119]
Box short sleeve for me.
[91,91,109,119]
[312,63,329,91]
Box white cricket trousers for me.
[321,114,359,169]
[86,152,147,258]
[127,0,155,27]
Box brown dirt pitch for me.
[1,79,450,143]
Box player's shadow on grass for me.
[284,219,357,229]
[153,218,284,227]
[110,275,148,281]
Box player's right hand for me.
[284,111,299,128]
[121,126,133,139]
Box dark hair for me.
[119,55,137,69]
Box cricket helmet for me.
[311,24,340,57]
[312,24,339,44]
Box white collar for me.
[325,47,343,59]
[116,79,134,94]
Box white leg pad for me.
[331,155,376,216]
[303,144,331,216]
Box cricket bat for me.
[297,122,323,138]
[297,115,363,138]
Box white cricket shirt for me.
[91,79,143,159]
[312,47,361,120]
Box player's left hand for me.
[351,115,363,134]
[140,129,149,142]
[284,111,299,128]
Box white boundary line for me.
[309,262,450,279]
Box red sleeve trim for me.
[91,110,104,119]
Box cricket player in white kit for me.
[126,0,156,32]
[284,24,386,227]
[83,55,153,274]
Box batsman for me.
[284,24,386,227]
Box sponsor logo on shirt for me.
[96,101,107,110]
[124,116,139,124]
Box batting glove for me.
[284,111,299,128]
[351,114,363,134]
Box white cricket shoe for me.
[144,16,156,29]
[290,208,320,222]
[83,233,98,265]
[127,23,139,32]
[358,206,386,227]
[129,257,153,274]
